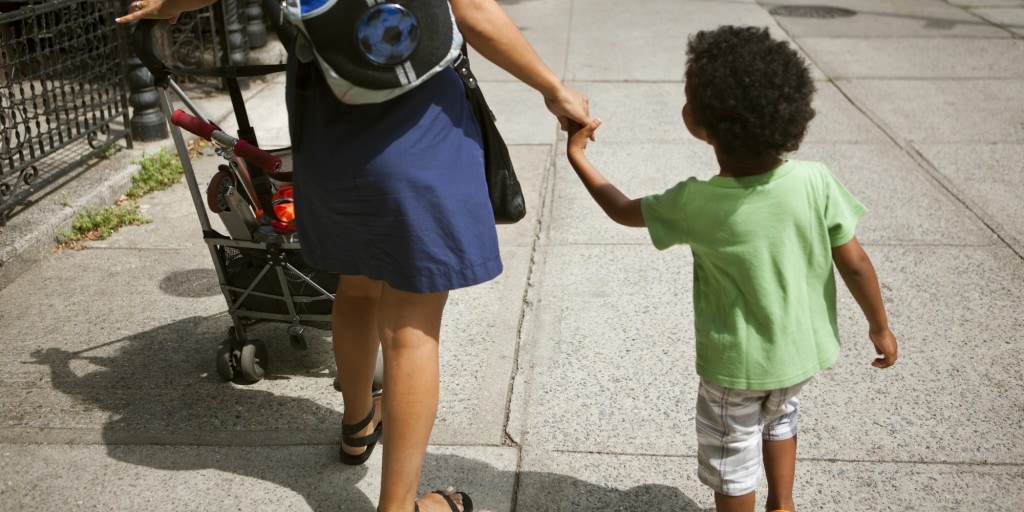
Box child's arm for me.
[566,120,645,228]
[832,237,898,368]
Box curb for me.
[0,150,141,290]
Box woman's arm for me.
[451,0,589,130]
[115,0,217,24]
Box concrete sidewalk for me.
[1,0,1023,510]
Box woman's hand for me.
[115,0,216,24]
[545,85,592,138]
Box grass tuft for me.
[127,148,184,199]
[57,149,183,249]
[58,201,151,247]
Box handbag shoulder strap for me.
[452,44,477,89]
[451,45,498,123]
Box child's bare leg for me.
[763,436,797,511]
[715,491,755,512]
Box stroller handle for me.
[131,19,173,86]
[171,109,283,174]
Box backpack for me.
[282,0,464,104]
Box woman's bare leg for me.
[334,275,384,457]
[374,284,453,512]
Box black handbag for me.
[452,49,526,224]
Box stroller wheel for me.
[333,376,384,394]
[332,347,384,392]
[238,340,269,383]
[207,168,235,213]
[215,340,235,381]
[288,325,309,351]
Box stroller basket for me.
[218,238,336,331]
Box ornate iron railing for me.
[0,0,132,225]
[0,0,268,224]
[161,0,262,86]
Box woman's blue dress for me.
[286,61,502,293]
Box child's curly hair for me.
[685,26,815,165]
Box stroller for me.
[132,11,374,386]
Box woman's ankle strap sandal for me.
[400,490,473,512]
[339,402,382,465]
[431,490,473,512]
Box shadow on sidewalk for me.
[27,314,708,511]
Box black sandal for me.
[415,490,473,512]
[339,401,382,465]
[377,489,473,512]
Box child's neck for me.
[716,154,785,178]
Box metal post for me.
[221,0,249,88]
[124,14,167,142]
[244,0,267,49]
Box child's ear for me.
[696,125,712,144]
[691,121,714,145]
[682,103,712,144]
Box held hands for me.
[567,118,602,156]
[545,86,594,140]
[869,328,898,369]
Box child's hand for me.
[869,328,898,368]
[567,118,602,155]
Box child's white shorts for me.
[695,378,809,496]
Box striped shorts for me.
[695,378,809,496]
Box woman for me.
[118,1,589,510]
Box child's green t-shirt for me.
[641,160,866,390]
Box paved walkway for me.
[1,1,1023,510]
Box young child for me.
[566,25,898,512]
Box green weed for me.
[127,148,183,199]
[58,201,151,246]
[57,149,181,249]
[97,144,118,160]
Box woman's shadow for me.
[28,310,708,511]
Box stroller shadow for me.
[28,315,708,511]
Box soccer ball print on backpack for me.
[357,3,420,66]
[283,0,464,104]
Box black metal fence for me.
[0,0,268,225]
[0,0,132,225]
[160,0,265,87]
